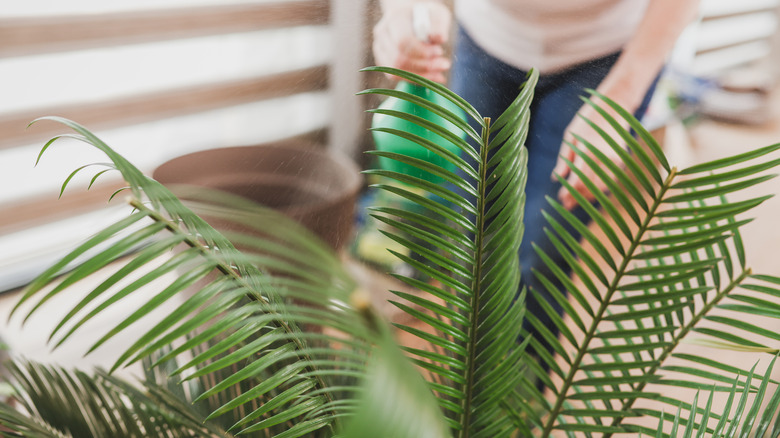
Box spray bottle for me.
[353,4,467,273]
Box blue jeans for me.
[450,27,658,353]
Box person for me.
[372,0,700,356]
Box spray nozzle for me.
[412,3,432,43]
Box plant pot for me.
[152,142,362,250]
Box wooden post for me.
[329,0,371,157]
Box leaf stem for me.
[127,196,339,429]
[604,268,751,436]
[459,117,491,438]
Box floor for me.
[1,91,780,430]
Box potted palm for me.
[2,67,780,437]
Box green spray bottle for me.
[370,3,467,184]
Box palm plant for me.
[2,66,780,437]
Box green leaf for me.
[754,357,780,437]
[575,107,657,195]
[587,89,670,173]
[555,174,625,256]
[557,152,633,240]
[361,65,481,125]
[371,205,475,249]
[641,219,751,247]
[58,163,113,198]
[49,235,190,346]
[360,86,481,144]
[618,269,714,292]
[372,182,475,233]
[604,301,687,321]
[664,174,776,204]
[25,221,168,327]
[673,157,780,189]
[366,169,474,213]
[678,142,780,175]
[99,263,218,367]
[596,325,679,339]
[544,199,617,271]
[567,134,642,225]
[556,423,627,433]
[655,195,772,219]
[34,133,89,166]
[13,211,150,320]
[691,327,767,349]
[738,356,776,437]
[571,131,650,213]
[366,108,476,162]
[51,248,203,349]
[367,150,476,196]
[369,126,480,180]
[625,258,721,276]
[612,286,711,306]
[634,234,730,260]
[704,315,780,343]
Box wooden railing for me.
[0,2,329,57]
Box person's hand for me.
[372,2,452,83]
[552,101,631,211]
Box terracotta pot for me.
[152,143,362,250]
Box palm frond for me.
[361,66,537,436]
[517,89,780,436]
[636,355,780,438]
[10,118,413,437]
[0,359,225,437]
[341,335,450,438]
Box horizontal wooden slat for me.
[692,40,773,75]
[0,181,127,234]
[0,1,330,58]
[0,65,329,150]
[0,128,330,234]
[695,36,773,56]
[695,12,778,53]
[700,0,778,20]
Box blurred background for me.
[1,0,780,372]
[0,0,361,291]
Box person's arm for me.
[554,0,701,210]
[373,0,452,82]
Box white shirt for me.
[455,0,650,72]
